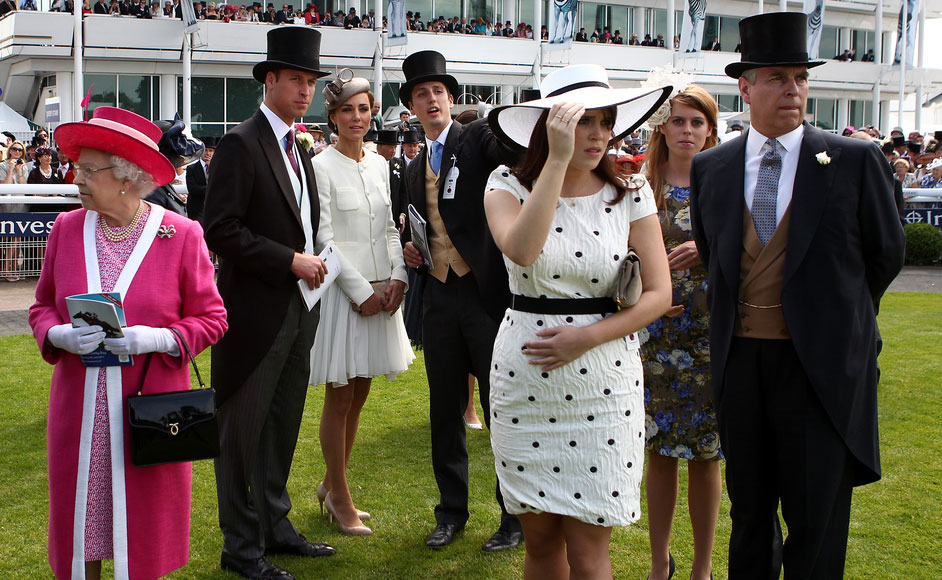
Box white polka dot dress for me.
[487,167,657,527]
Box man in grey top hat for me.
[689,12,904,579]
[203,26,335,580]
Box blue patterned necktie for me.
[753,138,782,245]
[430,140,443,175]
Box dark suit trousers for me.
[215,293,319,558]
[721,338,854,580]
[423,269,519,532]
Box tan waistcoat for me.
[425,151,470,283]
[733,206,792,339]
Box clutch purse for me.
[613,248,642,308]
[351,279,390,312]
[127,328,219,467]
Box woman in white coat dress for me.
[309,71,415,536]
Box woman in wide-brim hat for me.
[308,70,415,537]
[483,63,673,577]
[30,106,227,580]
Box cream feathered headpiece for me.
[640,65,696,130]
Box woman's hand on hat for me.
[546,101,585,164]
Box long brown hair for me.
[512,107,637,204]
[644,85,719,208]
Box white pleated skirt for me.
[309,284,416,387]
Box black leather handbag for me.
[127,328,219,467]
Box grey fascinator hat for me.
[323,68,372,112]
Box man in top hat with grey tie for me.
[689,12,904,579]
[203,26,335,580]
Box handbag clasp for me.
[169,423,180,436]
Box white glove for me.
[47,324,106,355]
[103,325,179,356]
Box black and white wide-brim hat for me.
[488,64,672,149]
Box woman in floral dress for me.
[640,84,722,580]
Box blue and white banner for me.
[0,212,59,238]
[804,0,826,59]
[547,0,577,50]
[680,0,707,53]
[386,0,408,46]
[894,0,920,67]
[904,207,942,230]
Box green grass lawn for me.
[1,292,939,579]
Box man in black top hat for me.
[399,49,523,552]
[375,129,408,235]
[203,26,335,580]
[399,129,421,166]
[689,12,904,579]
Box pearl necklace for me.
[99,202,145,243]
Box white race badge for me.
[443,157,459,199]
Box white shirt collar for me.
[260,102,294,144]
[424,120,453,152]
[746,123,804,157]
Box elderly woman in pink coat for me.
[28,107,227,580]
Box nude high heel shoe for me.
[324,493,373,536]
[318,481,370,520]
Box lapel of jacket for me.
[713,133,747,296]
[254,110,303,229]
[783,122,840,285]
[298,143,319,226]
[406,139,429,219]
[437,121,463,200]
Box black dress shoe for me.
[481,529,524,552]
[220,553,294,579]
[425,522,465,548]
[266,534,336,558]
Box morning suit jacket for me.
[689,122,905,485]
[388,155,408,229]
[185,161,208,224]
[403,118,517,320]
[203,108,320,406]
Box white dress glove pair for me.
[103,326,180,356]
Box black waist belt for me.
[510,294,618,315]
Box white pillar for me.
[779,0,786,12]
[875,0,883,65]
[501,84,514,105]
[533,0,541,42]
[501,0,514,28]
[183,33,193,128]
[758,0,764,15]
[72,0,83,122]
[915,0,924,131]
[57,73,74,124]
[374,0,381,30]
[159,74,177,119]
[373,41,383,114]
[898,0,906,130]
[666,0,674,54]
[872,82,881,128]
[633,7,644,39]
[841,26,852,50]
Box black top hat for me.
[398,50,460,106]
[375,130,400,145]
[399,129,422,144]
[253,26,329,83]
[200,135,222,148]
[725,12,825,79]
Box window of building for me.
[808,97,837,130]
[719,16,738,52]
[820,26,839,59]
[716,94,743,114]
[851,29,876,60]
[849,99,874,129]
[84,74,160,119]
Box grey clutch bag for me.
[613,248,642,308]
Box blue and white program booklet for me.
[65,292,131,367]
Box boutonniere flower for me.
[157,224,176,239]
[816,151,831,166]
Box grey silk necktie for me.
[753,138,781,245]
